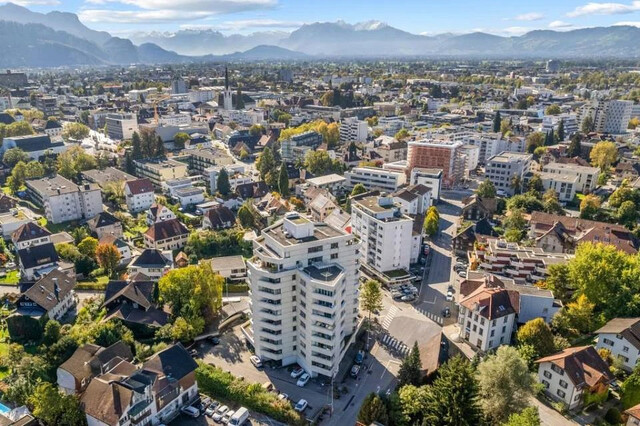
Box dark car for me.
[208,336,221,345]
[442,307,451,318]
[355,350,365,364]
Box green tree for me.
[527,174,544,194]
[553,294,598,337]
[567,133,582,158]
[2,148,29,167]
[170,316,205,342]
[493,111,501,133]
[395,128,410,141]
[28,382,87,426]
[78,237,99,259]
[173,132,190,149]
[217,168,231,196]
[96,243,120,278]
[131,131,143,160]
[476,179,497,198]
[544,130,554,146]
[249,124,264,137]
[502,407,540,426]
[510,174,522,195]
[7,161,27,193]
[25,161,44,179]
[608,180,634,208]
[237,203,255,228]
[304,151,339,176]
[582,115,594,133]
[358,393,389,426]
[398,385,430,425]
[351,183,367,197]
[590,141,617,170]
[545,263,572,303]
[622,366,640,409]
[500,118,512,136]
[61,122,89,141]
[526,132,545,153]
[360,279,382,347]
[256,147,276,181]
[477,346,536,424]
[57,146,98,179]
[424,210,439,236]
[516,318,556,359]
[422,356,481,426]
[278,162,290,197]
[545,104,561,115]
[543,189,565,215]
[556,119,565,142]
[398,342,422,387]
[158,263,224,325]
[579,194,601,219]
[42,320,61,346]
[154,136,165,157]
[618,200,637,228]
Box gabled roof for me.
[459,284,518,320]
[142,343,197,381]
[130,249,171,268]
[535,346,615,389]
[204,205,235,229]
[124,178,154,195]
[144,219,188,241]
[595,317,640,350]
[59,342,133,383]
[20,269,74,312]
[17,243,58,270]
[104,280,154,310]
[12,222,50,243]
[88,211,120,229]
[81,377,134,425]
[0,194,17,213]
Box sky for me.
[8,0,640,36]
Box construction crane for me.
[147,93,171,124]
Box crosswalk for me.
[381,305,399,330]
[379,333,409,357]
[416,306,444,325]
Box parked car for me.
[391,292,403,300]
[442,307,451,318]
[213,405,229,422]
[295,399,308,412]
[222,409,235,424]
[201,397,212,408]
[250,355,262,368]
[447,285,454,294]
[401,294,416,302]
[446,291,454,302]
[181,406,200,418]
[205,406,216,417]
[208,336,221,345]
[297,373,310,387]
[355,350,365,364]
[350,365,361,378]
[290,367,305,379]
[459,271,467,278]
[277,393,289,401]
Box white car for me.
[180,406,200,418]
[446,291,454,302]
[205,406,216,417]
[277,393,289,401]
[296,373,310,387]
[294,399,308,412]
[290,367,305,379]
[250,355,262,368]
[213,405,229,422]
[222,410,235,424]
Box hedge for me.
[195,362,305,425]
[227,283,249,293]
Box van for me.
[229,407,249,426]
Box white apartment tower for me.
[351,193,414,276]
[223,67,233,110]
[248,213,361,378]
[581,100,633,135]
[340,117,368,143]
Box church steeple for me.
[222,66,233,110]
[225,66,229,90]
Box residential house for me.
[626,404,640,426]
[308,192,338,222]
[146,204,176,226]
[124,179,155,214]
[26,176,102,224]
[127,249,172,280]
[15,269,76,321]
[0,194,18,213]
[453,219,498,256]
[461,195,498,221]
[595,318,640,371]
[87,212,123,240]
[144,219,189,251]
[202,205,235,230]
[0,134,66,160]
[103,280,169,328]
[536,346,614,410]
[392,184,432,215]
[99,235,132,266]
[57,342,133,395]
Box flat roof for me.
[265,222,344,246]
[302,264,343,283]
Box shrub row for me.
[195,362,305,425]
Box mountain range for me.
[2,2,640,68]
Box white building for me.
[541,114,578,138]
[541,162,599,194]
[105,113,138,141]
[536,346,614,410]
[458,286,517,352]
[451,131,526,164]
[581,100,633,135]
[539,172,578,202]
[340,117,368,143]
[248,213,360,378]
[124,178,155,214]
[409,167,442,201]
[344,167,406,192]
[206,164,252,194]
[595,318,640,371]
[158,113,191,126]
[459,144,480,174]
[26,176,102,224]
[351,193,414,277]
[485,152,533,196]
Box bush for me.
[604,407,621,424]
[552,401,568,415]
[195,363,305,425]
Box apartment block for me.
[281,131,323,162]
[581,100,633,135]
[541,114,578,137]
[541,162,599,193]
[407,139,465,189]
[35,96,58,117]
[340,117,368,143]
[539,172,578,202]
[451,132,526,164]
[106,113,139,140]
[485,152,533,196]
[344,167,406,192]
[351,193,414,279]
[134,158,188,187]
[473,237,573,285]
[26,176,102,224]
[248,213,360,378]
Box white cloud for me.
[614,20,640,26]
[513,12,544,21]
[78,9,212,23]
[567,1,640,17]
[83,0,277,13]
[9,0,60,4]
[502,26,535,35]
[549,20,574,28]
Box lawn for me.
[45,220,74,234]
[0,271,20,285]
[78,275,110,290]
